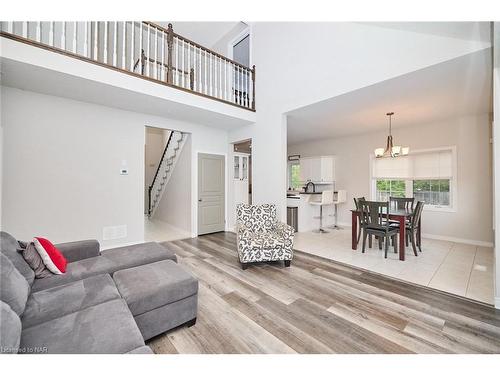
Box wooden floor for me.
[148,232,500,354]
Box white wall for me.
[1,86,228,246]
[227,22,491,225]
[154,136,192,233]
[288,114,493,245]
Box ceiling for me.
[365,22,491,44]
[287,48,492,145]
[156,22,242,48]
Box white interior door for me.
[198,153,225,235]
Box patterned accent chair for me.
[236,203,295,269]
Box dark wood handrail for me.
[148,131,175,215]
[143,21,254,72]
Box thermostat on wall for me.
[120,160,128,175]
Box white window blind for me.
[372,149,453,179]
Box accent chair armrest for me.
[275,222,295,238]
[54,239,101,263]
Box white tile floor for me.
[293,228,494,305]
[144,217,191,243]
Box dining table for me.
[350,208,421,261]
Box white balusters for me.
[224,60,228,100]
[181,39,185,88]
[22,22,28,38]
[36,22,41,42]
[161,31,165,81]
[103,22,108,64]
[6,22,13,33]
[130,21,135,71]
[139,23,143,73]
[175,38,179,86]
[113,22,118,66]
[122,22,126,69]
[93,22,98,60]
[61,22,66,50]
[72,22,77,53]
[153,27,157,78]
[49,21,55,46]
[84,22,89,57]
[146,24,150,77]
[204,49,207,94]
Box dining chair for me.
[389,200,424,256]
[389,197,415,211]
[359,200,399,258]
[353,197,366,245]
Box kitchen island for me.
[287,192,337,232]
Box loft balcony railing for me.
[0,21,256,111]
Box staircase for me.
[148,130,187,218]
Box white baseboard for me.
[421,233,493,248]
[319,222,493,247]
[495,297,500,310]
[101,240,144,251]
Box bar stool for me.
[330,190,347,230]
[309,190,334,233]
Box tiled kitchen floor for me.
[293,229,494,305]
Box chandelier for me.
[374,112,409,158]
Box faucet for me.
[305,181,316,193]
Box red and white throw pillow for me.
[33,237,67,274]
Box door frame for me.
[195,151,227,237]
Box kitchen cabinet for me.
[299,156,335,183]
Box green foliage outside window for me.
[290,164,301,190]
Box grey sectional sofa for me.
[0,231,198,354]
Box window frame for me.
[369,146,457,212]
[288,160,301,190]
[227,25,252,67]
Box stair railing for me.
[0,21,256,111]
[148,131,174,216]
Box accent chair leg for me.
[241,262,248,270]
[284,260,291,267]
[186,318,197,327]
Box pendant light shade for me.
[374,112,409,158]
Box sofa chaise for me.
[0,231,198,354]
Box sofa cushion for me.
[18,242,53,279]
[31,242,177,292]
[0,253,29,316]
[33,237,67,274]
[113,260,198,316]
[0,301,22,354]
[22,274,121,328]
[0,232,35,286]
[20,299,144,354]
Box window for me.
[375,180,406,201]
[371,147,456,211]
[288,161,301,190]
[413,179,450,206]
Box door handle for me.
[198,199,202,202]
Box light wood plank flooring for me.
[148,232,500,354]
